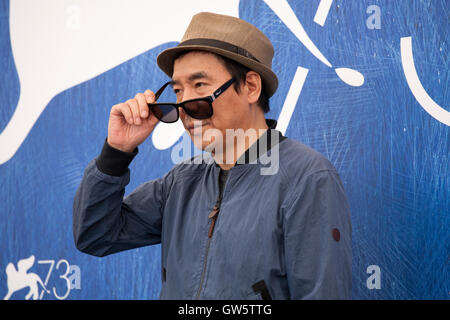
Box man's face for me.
[171,51,250,152]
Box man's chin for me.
[191,136,214,151]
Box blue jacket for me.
[73,120,352,299]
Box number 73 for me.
[38,259,81,300]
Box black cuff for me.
[95,139,138,176]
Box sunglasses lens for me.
[151,105,178,123]
[184,100,212,119]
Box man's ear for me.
[245,71,262,105]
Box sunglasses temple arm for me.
[211,78,235,100]
[153,82,172,102]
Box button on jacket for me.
[73,119,352,299]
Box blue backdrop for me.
[0,0,448,299]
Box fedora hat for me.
[157,12,278,97]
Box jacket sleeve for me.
[72,158,172,257]
[283,169,352,299]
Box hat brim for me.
[157,44,278,97]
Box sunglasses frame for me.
[147,78,235,123]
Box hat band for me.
[178,38,260,63]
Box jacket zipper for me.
[207,206,220,238]
[195,205,221,299]
[195,173,226,299]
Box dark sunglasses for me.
[147,78,235,123]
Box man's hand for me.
[107,90,159,152]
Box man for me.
[73,12,352,299]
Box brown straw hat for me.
[157,12,278,97]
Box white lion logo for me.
[3,255,49,300]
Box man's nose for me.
[179,88,197,103]
[179,108,192,123]
[178,88,198,118]
[179,107,187,120]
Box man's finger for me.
[111,103,133,125]
[135,93,149,118]
[126,99,141,125]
